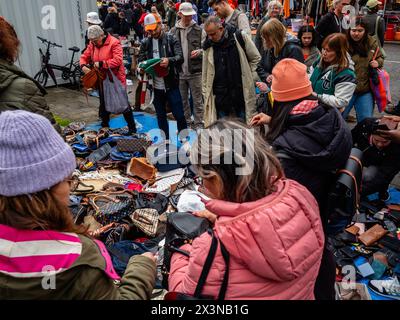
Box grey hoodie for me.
[171,20,206,78]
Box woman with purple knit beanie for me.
[0,110,156,300]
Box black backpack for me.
[326,148,363,236]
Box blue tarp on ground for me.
[367,186,400,205]
[85,112,198,148]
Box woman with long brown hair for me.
[0,110,156,300]
[256,18,303,94]
[254,0,288,54]
[342,17,384,123]
[0,17,59,132]
[310,33,356,110]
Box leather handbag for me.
[358,224,388,246]
[162,212,210,288]
[117,135,152,153]
[327,148,363,236]
[166,212,210,252]
[164,228,230,301]
[81,66,104,90]
[88,191,135,225]
[127,157,157,182]
[134,192,169,214]
[130,208,159,237]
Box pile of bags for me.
[62,122,206,296]
[329,199,400,300]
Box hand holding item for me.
[376,118,400,143]
[82,66,91,74]
[376,129,400,143]
[160,58,169,68]
[256,81,269,93]
[141,252,157,263]
[193,210,217,224]
[370,60,379,68]
[190,49,201,59]
[266,75,273,84]
[250,113,271,126]
[382,115,400,123]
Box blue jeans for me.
[154,88,188,140]
[342,92,374,123]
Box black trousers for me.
[99,82,137,133]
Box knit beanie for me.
[0,110,76,197]
[271,58,313,102]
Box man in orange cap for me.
[138,14,188,141]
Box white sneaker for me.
[368,277,400,300]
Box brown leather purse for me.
[81,66,104,90]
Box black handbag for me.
[134,192,169,214]
[162,212,210,289]
[166,212,210,254]
[164,228,230,300]
[327,148,363,236]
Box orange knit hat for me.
[271,59,313,102]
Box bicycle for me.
[34,36,83,88]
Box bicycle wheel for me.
[34,70,49,87]
[72,63,84,89]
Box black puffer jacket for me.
[272,102,352,225]
[138,32,184,90]
[273,103,352,172]
[256,38,304,82]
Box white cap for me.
[144,13,161,31]
[179,3,197,16]
[87,12,102,25]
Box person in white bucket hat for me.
[169,2,207,129]
[84,12,104,50]
[87,12,103,25]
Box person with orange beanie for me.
[251,58,352,300]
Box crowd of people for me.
[0,0,400,300]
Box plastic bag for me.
[103,69,130,114]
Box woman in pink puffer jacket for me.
[168,120,325,300]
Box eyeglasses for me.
[90,37,102,43]
[65,175,78,191]
[193,176,204,186]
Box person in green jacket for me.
[0,110,157,300]
[342,17,384,123]
[310,33,357,111]
[0,17,60,132]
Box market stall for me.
[383,0,400,41]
